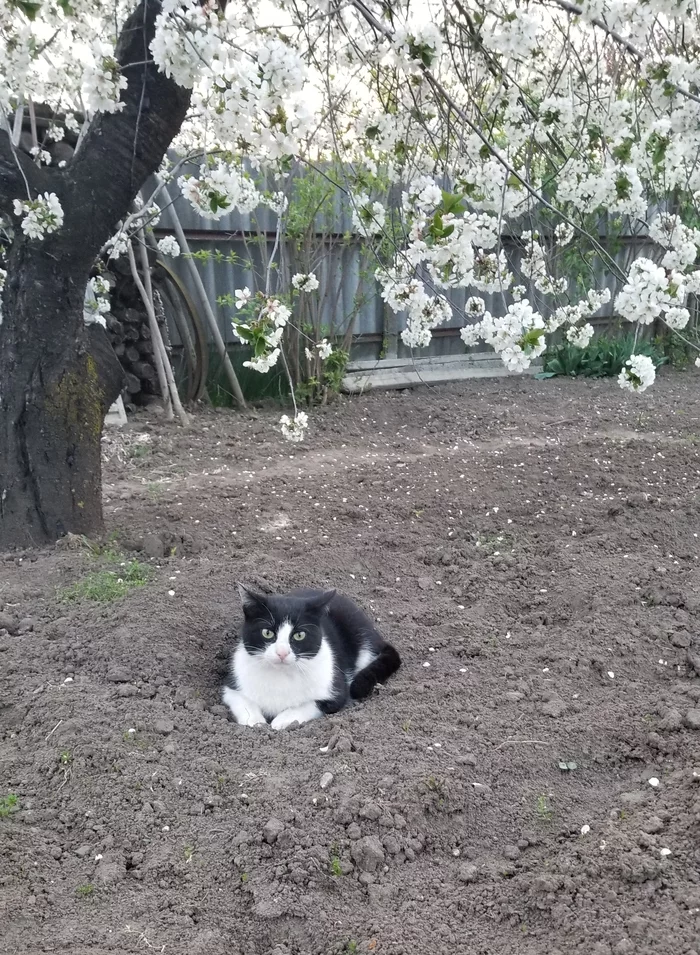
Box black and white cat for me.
[222,586,401,730]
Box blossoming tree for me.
[2,0,700,549]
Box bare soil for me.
[2,373,700,955]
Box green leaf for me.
[11,0,42,18]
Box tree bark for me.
[0,0,191,549]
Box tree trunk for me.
[0,0,191,549]
[0,245,124,547]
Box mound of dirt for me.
[2,373,700,954]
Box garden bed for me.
[1,372,700,955]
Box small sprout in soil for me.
[558,761,577,772]
[58,560,151,603]
[330,855,343,877]
[0,793,19,818]
[184,845,195,863]
[345,942,358,954]
[240,872,249,883]
[146,482,164,500]
[130,441,151,460]
[425,775,444,793]
[535,794,554,821]
[76,884,94,898]
[401,718,412,733]
[59,750,72,765]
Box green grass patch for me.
[58,559,150,603]
[0,793,18,818]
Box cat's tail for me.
[350,643,401,700]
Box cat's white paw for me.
[271,710,300,731]
[239,713,268,728]
[222,686,267,727]
[270,702,321,731]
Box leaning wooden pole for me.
[159,182,247,410]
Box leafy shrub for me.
[542,334,667,379]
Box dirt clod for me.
[351,835,385,873]
[263,817,285,844]
[684,709,700,730]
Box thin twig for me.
[45,719,63,742]
[494,739,549,751]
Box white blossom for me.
[316,339,333,360]
[244,349,280,373]
[13,193,64,240]
[280,411,309,442]
[618,354,656,393]
[566,323,595,348]
[235,288,252,309]
[292,272,319,292]
[157,236,181,258]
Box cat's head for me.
[237,586,336,667]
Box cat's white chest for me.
[232,638,335,718]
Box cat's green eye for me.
[292,631,306,641]
[261,628,275,640]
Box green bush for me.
[542,334,667,379]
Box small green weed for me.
[0,793,18,818]
[329,855,343,877]
[535,794,554,821]
[59,560,150,603]
[240,871,249,884]
[59,750,72,765]
[76,884,94,898]
[129,441,151,460]
[345,943,358,954]
[184,845,195,862]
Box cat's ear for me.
[306,589,336,612]
[237,584,267,615]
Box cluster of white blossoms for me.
[7,0,700,450]
[351,194,387,237]
[157,236,181,258]
[279,410,309,442]
[233,293,291,374]
[461,300,547,373]
[305,338,333,362]
[619,354,657,393]
[291,272,320,292]
[520,232,568,296]
[179,162,260,220]
[616,258,689,328]
[81,40,128,115]
[12,193,64,240]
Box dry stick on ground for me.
[158,181,247,410]
[136,226,190,426]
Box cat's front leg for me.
[270,701,322,731]
[222,686,267,727]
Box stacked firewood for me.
[102,258,168,405]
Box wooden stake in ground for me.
[127,235,189,426]
[158,182,247,410]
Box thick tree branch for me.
[63,0,192,261]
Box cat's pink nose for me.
[276,647,290,661]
